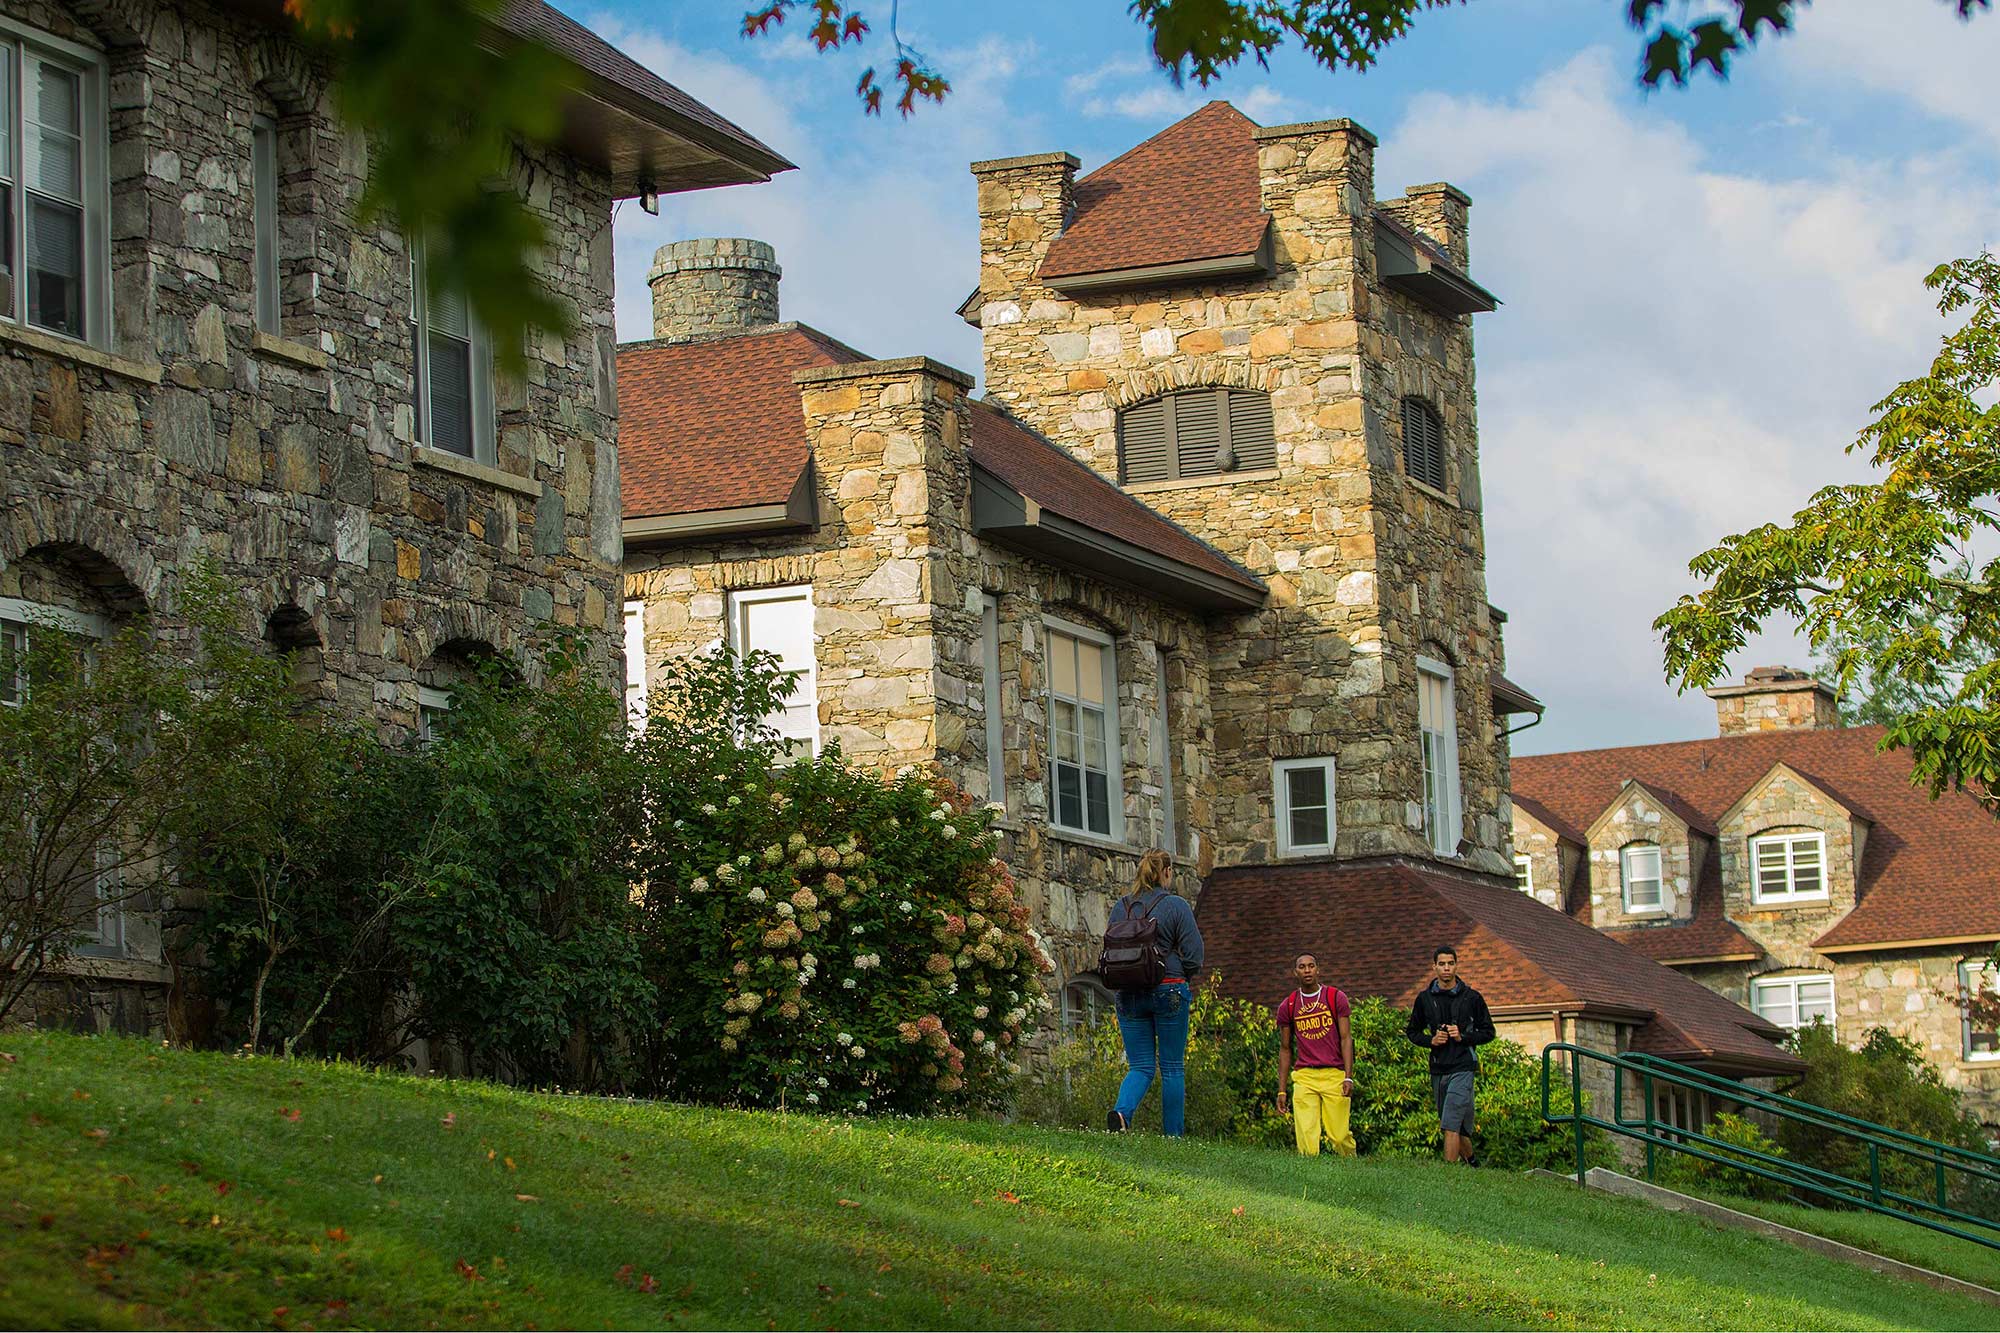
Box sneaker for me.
[1106,1109,1127,1133]
[1464,1154,1479,1168]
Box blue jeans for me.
[1114,981,1191,1136]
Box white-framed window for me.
[1621,843,1664,913]
[622,599,648,726]
[1750,831,1828,904]
[1752,973,1836,1033]
[1417,656,1461,856]
[1273,756,1336,857]
[251,111,280,336]
[0,595,110,705]
[409,239,495,464]
[1061,974,1114,1035]
[1960,959,2000,1062]
[981,594,1005,809]
[1514,854,1534,895]
[1155,658,1176,855]
[72,842,123,958]
[728,585,818,757]
[415,685,451,745]
[1044,617,1120,839]
[0,23,110,346]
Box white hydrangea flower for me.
[973,1005,989,1019]
[851,925,865,935]
[691,877,710,893]
[816,1076,829,1088]
[801,953,818,970]
[806,1092,820,1104]
[700,803,719,816]
[982,1040,998,1056]
[850,1047,866,1060]
[736,854,752,867]
[775,901,795,918]
[836,1032,853,1045]
[899,901,913,913]
[842,978,857,990]
[727,795,742,807]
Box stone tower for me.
[647,238,782,341]
[967,102,1514,875]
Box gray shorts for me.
[1431,1070,1475,1134]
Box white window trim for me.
[727,585,819,757]
[1749,831,1830,905]
[1621,842,1666,914]
[1514,854,1535,895]
[0,19,112,348]
[415,685,451,745]
[1,594,110,705]
[1752,972,1837,1034]
[622,598,648,728]
[1154,655,1176,856]
[409,236,496,466]
[1042,614,1123,842]
[981,594,1005,811]
[1416,654,1462,857]
[1960,959,2000,1063]
[1273,756,1336,857]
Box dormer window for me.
[1621,843,1664,913]
[1749,832,1827,904]
[1116,388,1275,485]
[1400,396,1447,491]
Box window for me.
[0,613,22,705]
[1155,662,1176,855]
[409,240,495,463]
[251,113,280,336]
[1417,656,1460,856]
[0,595,109,705]
[416,685,450,745]
[1752,973,1836,1033]
[1061,975,1113,1034]
[1961,960,1999,1062]
[728,586,817,757]
[1045,618,1119,839]
[1401,397,1447,491]
[982,594,1005,809]
[623,599,648,726]
[1514,854,1534,895]
[1116,388,1276,484]
[1272,757,1335,856]
[0,26,108,344]
[72,843,122,958]
[1621,843,1664,913]
[1750,832,1828,904]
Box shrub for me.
[629,649,1051,1114]
[1655,1112,1792,1201]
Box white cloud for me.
[1378,49,2000,752]
[1779,5,2000,149]
[1066,60,1294,123]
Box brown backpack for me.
[1098,891,1169,991]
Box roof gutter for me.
[1041,228,1275,297]
[1815,932,2000,955]
[623,464,817,545]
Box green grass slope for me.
[0,1031,1992,1331]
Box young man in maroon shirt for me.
[1275,952,1356,1156]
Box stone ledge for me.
[413,446,541,498]
[1046,827,1142,857]
[1125,467,1282,497]
[969,151,1080,174]
[0,322,164,385]
[1251,117,1378,147]
[794,355,975,390]
[250,328,330,370]
[1405,181,1473,206]
[1406,475,1455,507]
[43,955,174,985]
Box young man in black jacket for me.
[1404,945,1496,1164]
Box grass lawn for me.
[3,1031,1996,1330]
[1715,1194,2000,1293]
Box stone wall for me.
[967,118,1510,877]
[1511,807,1572,910]
[3,0,623,1001]
[1842,947,2000,1119]
[1584,785,1698,928]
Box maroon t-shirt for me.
[1277,986,1351,1069]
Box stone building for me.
[0,0,787,1031]
[1513,666,2000,1122]
[620,102,1799,1084]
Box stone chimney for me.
[646,238,780,341]
[1706,665,1840,736]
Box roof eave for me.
[1374,219,1498,316]
[1041,228,1274,296]
[1492,676,1544,717]
[623,464,817,545]
[1815,930,2000,955]
[970,464,1266,613]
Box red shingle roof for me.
[1038,102,1270,281]
[1513,727,2000,952]
[618,326,865,519]
[966,404,1264,598]
[1588,874,1764,965]
[1197,859,1802,1074]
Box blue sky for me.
[573,0,2000,755]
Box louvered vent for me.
[1117,388,1278,484]
[1401,396,1447,491]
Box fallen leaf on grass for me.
[836,1199,859,1208]
[440,1112,457,1130]
[279,1107,302,1123]
[326,1227,349,1243]
[83,1128,109,1142]
[37,1214,52,1229]
[615,1264,635,1287]
[71,1089,90,1100]
[504,1157,516,1170]
[26,1113,47,1127]
[180,1161,200,1175]
[638,1274,658,1294]
[997,1191,1021,1204]
[876,1264,891,1274]
[323,1299,349,1314]
[0,1051,15,1063]
[455,1258,482,1282]
[1230,1206,1244,1217]
[270,1307,289,1321]
[514,1194,540,1203]
[214,1182,232,1198]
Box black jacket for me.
[1405,979,1496,1075]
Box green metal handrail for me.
[1540,1042,2000,1254]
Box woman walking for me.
[1104,849,1204,1136]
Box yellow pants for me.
[1291,1066,1356,1156]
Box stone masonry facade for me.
[3,0,625,1029]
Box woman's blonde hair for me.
[1128,848,1174,896]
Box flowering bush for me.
[630,649,1051,1114]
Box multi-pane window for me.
[1401,397,1447,491]
[1116,388,1276,484]
[622,599,648,726]
[416,685,450,746]
[1514,854,1534,895]
[1274,757,1335,857]
[1046,620,1118,838]
[1621,843,1664,912]
[409,241,494,463]
[1155,664,1176,854]
[0,613,23,705]
[0,596,108,705]
[1750,832,1827,903]
[251,113,281,335]
[0,28,105,344]
[982,594,1005,809]
[1960,960,1999,1061]
[1417,657,1460,856]
[1062,975,1114,1035]
[729,586,818,757]
[1752,973,1836,1033]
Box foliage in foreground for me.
[1654,1112,1793,1202]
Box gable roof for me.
[618,325,866,521]
[1037,102,1271,284]
[1583,867,1764,966]
[1584,778,1715,841]
[1196,859,1802,1076]
[1513,727,2000,952]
